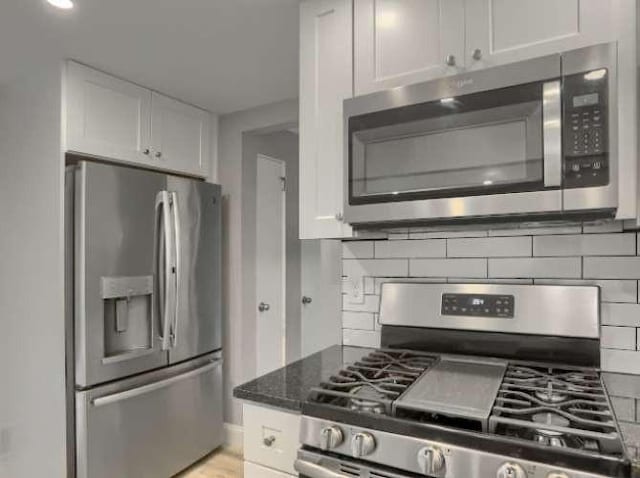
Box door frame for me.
[255,153,287,374]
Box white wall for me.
[217,99,298,425]
[0,63,66,477]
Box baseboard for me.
[224,422,243,455]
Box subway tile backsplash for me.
[341,221,640,375]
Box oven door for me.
[295,449,417,478]
[343,54,563,225]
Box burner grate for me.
[308,349,436,415]
[489,364,623,456]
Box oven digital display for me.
[442,293,515,318]
[572,93,599,108]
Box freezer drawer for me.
[76,354,223,478]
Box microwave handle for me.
[543,80,562,187]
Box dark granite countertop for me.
[233,345,370,412]
[233,349,640,471]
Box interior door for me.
[256,155,286,376]
[74,161,168,388]
[301,240,342,357]
[167,178,222,365]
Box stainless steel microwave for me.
[343,43,618,226]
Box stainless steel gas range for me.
[294,283,631,478]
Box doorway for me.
[255,154,286,376]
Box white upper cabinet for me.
[66,62,152,165]
[465,0,615,70]
[353,0,617,94]
[65,61,212,178]
[354,0,465,95]
[150,93,211,177]
[299,0,353,239]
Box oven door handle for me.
[294,459,351,478]
[542,80,562,187]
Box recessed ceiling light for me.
[47,0,74,10]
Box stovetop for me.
[305,348,628,475]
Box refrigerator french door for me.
[67,160,223,478]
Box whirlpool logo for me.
[451,77,473,89]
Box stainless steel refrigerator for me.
[65,160,223,478]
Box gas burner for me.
[532,411,570,429]
[534,386,568,404]
[307,349,436,415]
[490,364,623,456]
[349,386,387,414]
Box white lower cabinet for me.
[242,403,301,476]
[244,461,294,478]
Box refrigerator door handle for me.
[155,191,173,351]
[90,359,222,408]
[170,191,181,349]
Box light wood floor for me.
[175,449,243,478]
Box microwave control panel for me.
[563,70,609,188]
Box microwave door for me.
[166,178,222,365]
[74,161,169,388]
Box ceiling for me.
[0,0,300,114]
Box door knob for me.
[302,296,312,305]
[472,48,483,61]
[445,54,456,66]
[258,302,270,312]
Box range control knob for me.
[319,426,344,450]
[351,432,376,457]
[547,473,570,478]
[497,462,527,478]
[417,446,446,476]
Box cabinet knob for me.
[302,296,312,305]
[258,302,270,312]
[445,54,457,66]
[472,48,483,61]
[335,212,344,222]
[143,148,150,155]
[155,151,163,159]
[263,436,276,447]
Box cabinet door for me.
[299,0,353,239]
[465,0,614,69]
[354,0,465,95]
[66,62,152,165]
[243,404,300,475]
[150,93,211,177]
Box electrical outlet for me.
[344,276,365,304]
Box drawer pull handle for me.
[263,436,276,447]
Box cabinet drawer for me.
[243,403,301,475]
[244,461,295,478]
